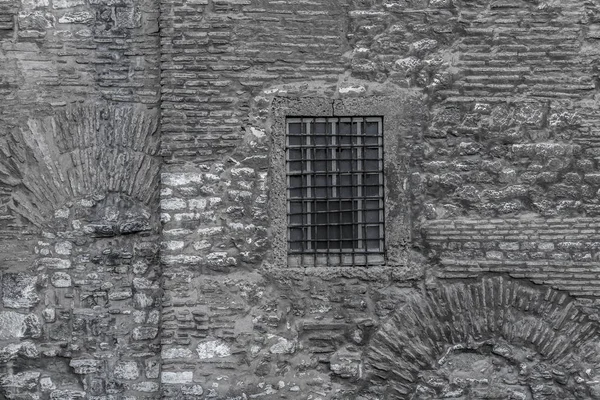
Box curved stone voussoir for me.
[0,103,160,227]
[364,276,600,399]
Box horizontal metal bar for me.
[287,170,384,176]
[288,248,384,252]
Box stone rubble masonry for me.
[1,0,600,398]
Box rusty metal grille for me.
[286,117,385,267]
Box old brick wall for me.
[2,0,600,398]
[0,0,162,393]
[158,0,600,398]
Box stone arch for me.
[0,103,160,227]
[364,276,600,399]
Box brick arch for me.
[0,103,160,227]
[364,276,600,399]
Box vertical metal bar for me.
[305,119,311,261]
[337,118,342,261]
[325,119,330,264]
[378,117,384,255]
[286,121,291,255]
[357,118,364,265]
[332,119,338,263]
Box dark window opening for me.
[286,117,385,267]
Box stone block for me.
[114,361,140,380]
[58,11,93,23]
[69,359,103,374]
[161,371,193,384]
[196,340,231,359]
[52,0,85,8]
[51,272,71,287]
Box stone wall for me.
[2,0,600,399]
[0,0,161,393]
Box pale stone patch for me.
[160,198,186,210]
[54,208,70,219]
[162,347,194,359]
[196,340,231,359]
[249,127,265,138]
[40,377,56,391]
[55,241,72,255]
[161,371,193,384]
[197,226,223,236]
[162,172,203,186]
[188,198,207,210]
[21,0,48,9]
[339,85,366,94]
[114,361,140,380]
[268,335,296,354]
[192,240,211,250]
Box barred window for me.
[286,117,385,267]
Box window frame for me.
[269,96,420,269]
[285,116,386,267]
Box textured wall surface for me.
[2,0,600,398]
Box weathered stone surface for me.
[2,0,600,397]
[0,312,41,339]
[114,361,139,380]
[161,371,193,384]
[0,342,38,363]
[196,340,231,359]
[50,272,71,287]
[69,359,103,374]
[2,273,39,309]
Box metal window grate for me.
[286,117,385,267]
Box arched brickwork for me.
[365,276,600,399]
[0,103,160,227]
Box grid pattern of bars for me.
[286,117,385,266]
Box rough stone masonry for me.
[1,0,600,398]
